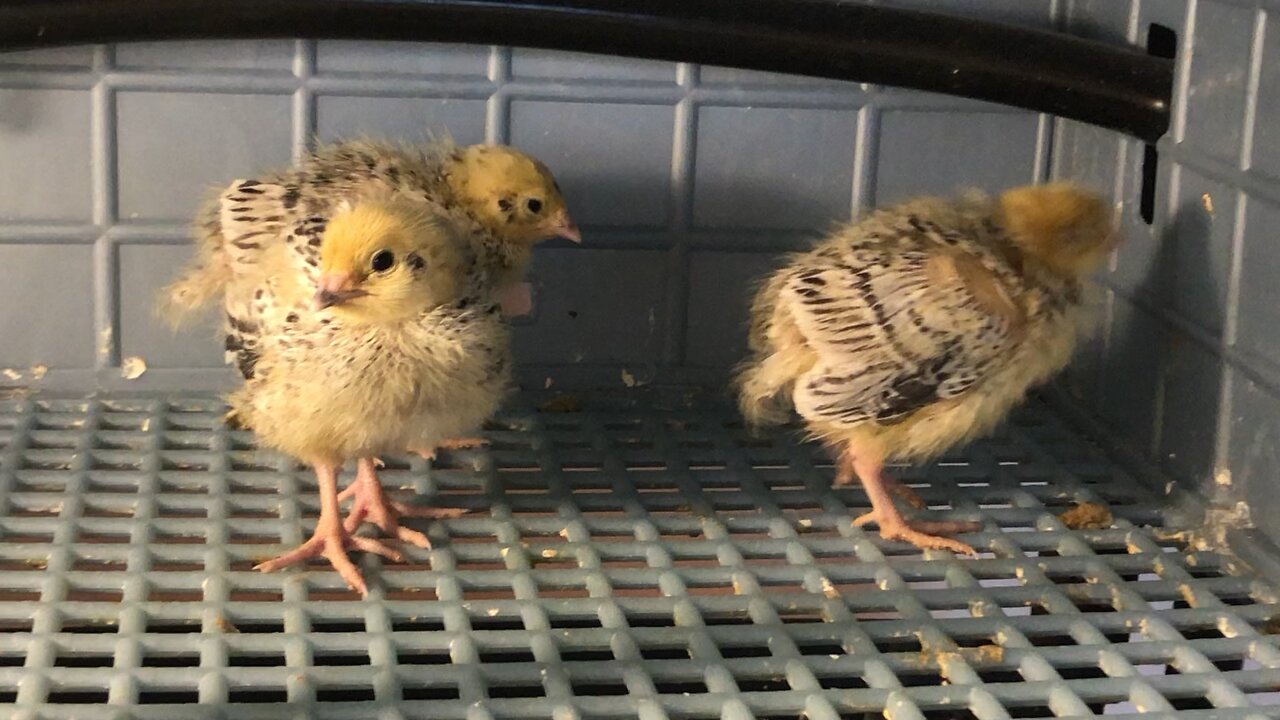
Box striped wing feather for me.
[787,240,1022,426]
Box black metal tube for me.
[0,0,1172,141]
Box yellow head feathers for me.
[998,183,1116,278]
[446,144,580,245]
[317,197,467,323]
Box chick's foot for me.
[851,507,980,555]
[254,462,401,596]
[341,458,466,549]
[843,449,978,556]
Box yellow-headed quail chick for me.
[170,180,510,595]
[163,138,577,323]
[161,138,576,455]
[303,139,579,314]
[737,183,1115,554]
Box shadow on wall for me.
[1104,190,1226,497]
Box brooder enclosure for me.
[1,1,1279,718]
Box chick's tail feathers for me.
[156,259,230,329]
[156,193,234,328]
[734,354,796,429]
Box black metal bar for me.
[0,0,1172,141]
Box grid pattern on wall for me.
[1051,0,1280,546]
[0,2,1059,393]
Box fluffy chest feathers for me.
[212,162,511,463]
[238,304,510,462]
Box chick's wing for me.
[786,241,1025,426]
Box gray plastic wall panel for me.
[1052,0,1280,544]
[0,1,1058,394]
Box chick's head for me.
[315,198,466,323]
[999,182,1117,279]
[448,144,580,245]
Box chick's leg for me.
[835,462,926,510]
[341,457,466,549]
[842,448,978,555]
[254,462,402,596]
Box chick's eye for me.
[526,198,543,214]
[371,250,395,272]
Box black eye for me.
[526,198,543,214]
[371,250,395,273]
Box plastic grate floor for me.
[0,390,1279,720]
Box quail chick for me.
[164,139,577,321]
[172,181,509,594]
[295,139,578,314]
[161,138,576,453]
[737,183,1115,554]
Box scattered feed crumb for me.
[1058,501,1112,530]
[819,577,840,599]
[961,644,1004,664]
[540,394,581,413]
[121,356,147,380]
[214,616,239,633]
[621,368,637,387]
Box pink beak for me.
[313,273,368,310]
[545,211,581,244]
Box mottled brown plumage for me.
[160,138,577,459]
[164,174,511,594]
[162,139,576,326]
[738,183,1114,554]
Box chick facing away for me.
[737,183,1115,555]
[170,176,509,595]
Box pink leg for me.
[254,462,402,596]
[842,448,978,555]
[341,458,467,548]
[837,461,925,509]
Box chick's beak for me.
[313,273,368,310]
[544,210,581,244]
